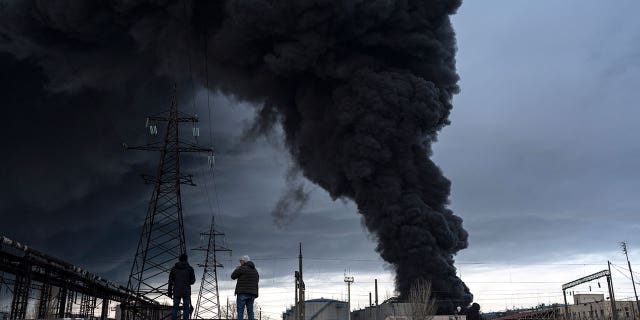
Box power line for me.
[610,263,640,284]
[180,0,198,117]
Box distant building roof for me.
[306,298,345,303]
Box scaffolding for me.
[0,235,156,320]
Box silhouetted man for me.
[466,303,484,320]
[169,254,196,320]
[231,255,259,320]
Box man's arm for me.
[168,268,175,297]
[189,266,196,285]
[231,266,242,280]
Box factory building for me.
[559,294,639,320]
[283,298,349,320]
[284,299,465,320]
[351,302,466,320]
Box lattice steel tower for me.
[126,86,212,304]
[193,216,230,319]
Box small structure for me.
[284,298,349,320]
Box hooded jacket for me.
[168,261,196,298]
[231,261,259,297]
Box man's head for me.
[239,255,250,265]
[179,254,188,262]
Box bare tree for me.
[220,300,237,320]
[408,279,436,320]
[219,300,271,320]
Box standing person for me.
[466,303,484,320]
[231,255,259,320]
[168,253,196,320]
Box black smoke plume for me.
[1,0,472,312]
[271,166,311,228]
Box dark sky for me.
[2,0,640,316]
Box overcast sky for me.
[445,0,640,312]
[2,0,640,317]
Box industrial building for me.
[283,298,350,320]
[283,299,466,320]
[350,301,466,320]
[352,302,413,320]
[559,294,639,320]
[495,294,640,320]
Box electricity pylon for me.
[125,85,212,318]
[193,216,231,319]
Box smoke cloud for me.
[271,167,311,227]
[1,0,471,312]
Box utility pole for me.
[562,288,568,320]
[193,216,231,319]
[297,243,305,320]
[125,85,212,319]
[295,271,299,320]
[609,261,619,320]
[621,242,640,319]
[344,275,354,320]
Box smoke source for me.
[1,0,471,312]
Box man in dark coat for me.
[169,254,196,320]
[466,303,484,320]
[231,255,259,320]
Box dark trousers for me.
[172,295,191,320]
[236,294,256,320]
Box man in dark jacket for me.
[231,255,259,320]
[169,254,196,320]
[466,303,484,320]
